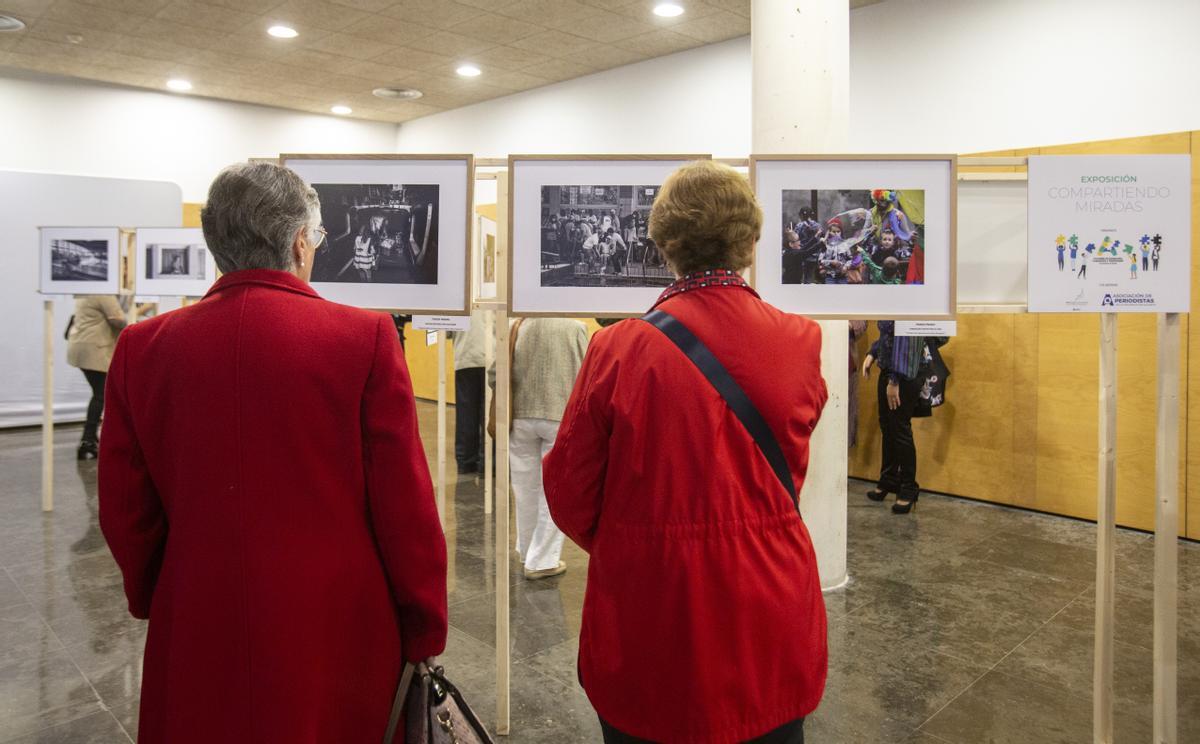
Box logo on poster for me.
[1101,292,1155,308]
[1101,294,1115,307]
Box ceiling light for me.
[267,25,298,39]
[331,105,352,115]
[653,3,684,17]
[166,78,193,92]
[65,33,84,44]
[0,14,26,32]
[455,64,481,78]
[373,87,423,101]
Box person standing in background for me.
[67,294,128,460]
[848,320,868,449]
[495,317,588,579]
[862,321,940,514]
[452,308,489,476]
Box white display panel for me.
[134,227,216,297]
[282,156,472,313]
[753,156,956,320]
[510,156,705,316]
[39,226,121,296]
[1027,154,1191,313]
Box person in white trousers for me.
[495,317,589,579]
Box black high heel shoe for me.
[77,439,98,461]
[866,487,889,502]
[892,494,919,514]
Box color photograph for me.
[781,188,926,286]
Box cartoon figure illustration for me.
[1100,236,1113,255]
[1055,234,1066,271]
[1152,234,1162,271]
[1139,234,1152,271]
[1068,234,1080,270]
[1078,244,1092,279]
[1129,252,1138,279]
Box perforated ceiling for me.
[0,1,882,123]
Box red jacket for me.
[99,270,447,744]
[544,281,828,743]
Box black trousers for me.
[600,717,804,744]
[877,372,921,498]
[454,367,485,473]
[81,369,106,443]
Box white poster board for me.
[752,156,957,320]
[39,226,121,296]
[1027,154,1191,313]
[282,155,472,313]
[135,227,216,297]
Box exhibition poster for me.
[1027,154,1191,313]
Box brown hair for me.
[649,160,762,275]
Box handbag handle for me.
[640,309,799,513]
[383,661,422,744]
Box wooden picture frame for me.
[38,226,122,296]
[507,154,711,318]
[281,154,474,314]
[750,154,958,321]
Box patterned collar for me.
[651,269,757,309]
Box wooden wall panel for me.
[851,131,1193,535]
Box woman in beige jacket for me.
[67,295,126,459]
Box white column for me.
[752,0,850,589]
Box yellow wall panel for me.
[183,203,202,228]
[1189,131,1200,539]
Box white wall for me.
[396,0,1200,157]
[0,68,398,202]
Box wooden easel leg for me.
[1153,312,1179,744]
[1094,312,1117,744]
[42,299,55,512]
[437,330,447,525]
[495,173,511,737]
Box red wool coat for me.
[99,270,447,744]
[544,282,828,744]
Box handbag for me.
[486,318,523,439]
[913,340,950,418]
[640,309,798,513]
[383,661,495,744]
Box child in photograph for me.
[857,248,902,285]
[872,227,899,263]
[818,218,854,284]
[353,225,377,281]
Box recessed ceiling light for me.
[166,78,193,92]
[267,25,298,39]
[65,33,84,44]
[0,14,26,32]
[331,105,352,115]
[455,64,481,78]
[653,3,685,17]
[372,87,424,101]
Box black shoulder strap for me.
[640,309,799,513]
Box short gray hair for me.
[201,162,321,273]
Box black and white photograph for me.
[310,183,439,285]
[39,227,120,295]
[51,239,108,281]
[539,185,671,288]
[134,227,216,297]
[146,244,207,280]
[510,156,704,316]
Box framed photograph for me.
[751,155,957,320]
[135,227,216,297]
[281,154,473,313]
[39,226,121,295]
[509,155,709,316]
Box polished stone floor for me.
[1,404,1198,743]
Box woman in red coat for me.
[544,160,828,743]
[99,162,447,743]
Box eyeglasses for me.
[313,227,328,248]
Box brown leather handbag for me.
[485,318,523,439]
[383,661,495,744]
